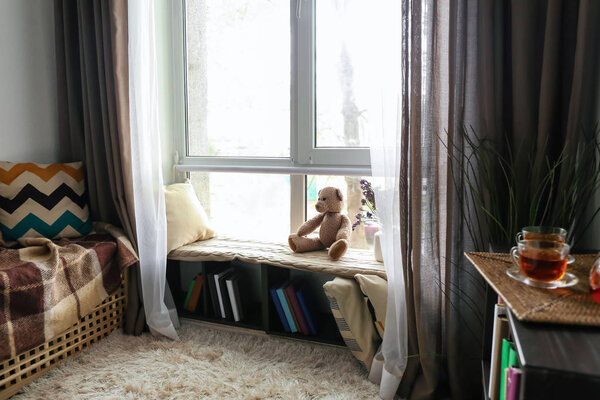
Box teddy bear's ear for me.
[335,188,344,201]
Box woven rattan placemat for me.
[465,252,600,326]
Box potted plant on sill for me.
[353,179,382,261]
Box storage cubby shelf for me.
[167,259,346,347]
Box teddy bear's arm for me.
[336,214,352,241]
[296,213,325,237]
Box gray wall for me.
[0,0,59,163]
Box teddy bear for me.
[288,186,351,260]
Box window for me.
[190,172,290,242]
[185,0,290,158]
[173,0,376,247]
[316,0,377,148]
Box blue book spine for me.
[296,287,317,335]
[270,288,290,333]
[277,287,297,333]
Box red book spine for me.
[285,285,310,335]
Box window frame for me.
[168,0,371,232]
[174,0,370,171]
[294,0,371,167]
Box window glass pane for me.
[316,0,377,148]
[306,175,377,249]
[186,1,290,157]
[190,173,290,242]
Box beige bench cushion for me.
[323,277,381,370]
[355,274,388,337]
[168,236,386,279]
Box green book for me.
[499,339,519,400]
[499,339,510,400]
[508,345,517,371]
[183,278,197,309]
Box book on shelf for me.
[270,287,291,332]
[499,339,510,400]
[276,281,298,333]
[507,344,517,393]
[489,304,508,400]
[226,273,244,322]
[185,274,204,313]
[183,277,196,310]
[215,268,235,319]
[285,281,310,335]
[499,339,518,400]
[296,284,318,335]
[505,366,522,400]
[206,272,221,318]
[503,368,510,400]
[282,282,301,333]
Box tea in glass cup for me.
[511,240,569,282]
[515,226,567,243]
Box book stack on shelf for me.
[488,302,522,400]
[208,267,244,322]
[270,280,319,335]
[184,268,245,322]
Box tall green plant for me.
[441,126,600,250]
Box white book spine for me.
[215,274,226,318]
[489,304,507,398]
[226,279,240,322]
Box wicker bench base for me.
[0,278,127,399]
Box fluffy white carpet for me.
[15,322,380,399]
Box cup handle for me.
[515,232,522,242]
[510,246,519,269]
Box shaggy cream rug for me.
[15,322,380,399]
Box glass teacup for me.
[509,240,577,288]
[515,226,567,243]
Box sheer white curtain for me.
[367,1,406,398]
[128,0,178,340]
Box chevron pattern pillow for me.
[0,161,93,241]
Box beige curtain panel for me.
[54,0,145,335]
[398,0,600,399]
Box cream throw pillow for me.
[165,183,215,253]
[354,274,388,337]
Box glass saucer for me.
[506,267,578,289]
[568,255,575,264]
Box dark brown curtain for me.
[54,0,145,335]
[399,1,600,399]
[479,0,600,244]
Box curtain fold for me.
[128,0,178,340]
[366,1,406,398]
[54,0,144,335]
[372,1,600,399]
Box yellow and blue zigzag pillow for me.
[0,161,92,241]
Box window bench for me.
[166,236,385,346]
[168,236,386,279]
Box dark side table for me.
[465,252,600,399]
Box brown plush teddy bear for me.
[288,186,351,260]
